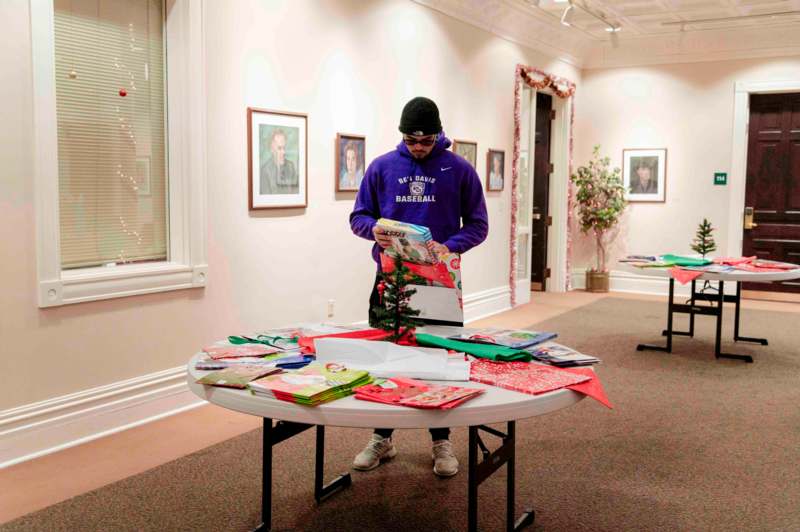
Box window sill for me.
[39,262,207,308]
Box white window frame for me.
[31,0,207,308]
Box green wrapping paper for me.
[414,333,533,362]
[660,254,712,267]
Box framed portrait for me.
[247,107,307,209]
[623,148,667,203]
[486,149,505,191]
[335,133,366,192]
[452,139,477,168]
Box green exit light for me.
[714,172,727,186]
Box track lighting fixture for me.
[560,1,621,37]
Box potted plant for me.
[571,145,627,292]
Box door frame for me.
[514,86,572,305]
[727,79,800,257]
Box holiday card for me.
[248,362,372,406]
[355,377,483,409]
[526,342,600,367]
[195,355,293,371]
[196,365,283,389]
[448,328,556,349]
[202,344,282,360]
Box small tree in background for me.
[571,145,628,272]
[691,218,716,258]
[372,254,423,342]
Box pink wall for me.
[572,56,800,273]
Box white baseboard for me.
[570,268,737,297]
[0,367,204,469]
[464,285,512,323]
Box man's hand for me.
[372,226,394,249]
[430,241,450,258]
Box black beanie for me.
[398,97,442,135]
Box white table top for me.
[622,263,800,283]
[186,353,586,429]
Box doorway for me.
[513,78,572,306]
[742,92,800,293]
[530,93,553,291]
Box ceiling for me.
[532,0,800,40]
[414,0,800,68]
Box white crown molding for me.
[412,0,590,68]
[583,22,800,69]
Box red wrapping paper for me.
[297,329,391,354]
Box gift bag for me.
[380,252,464,326]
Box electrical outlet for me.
[327,299,335,318]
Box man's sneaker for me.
[353,434,397,471]
[432,439,459,477]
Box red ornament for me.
[119,88,127,97]
[377,280,386,304]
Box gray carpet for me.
[4,297,800,531]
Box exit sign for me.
[714,172,727,186]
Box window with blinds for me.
[54,0,167,270]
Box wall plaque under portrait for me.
[248,107,308,209]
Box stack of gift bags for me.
[249,362,372,406]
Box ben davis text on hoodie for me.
[349,134,489,265]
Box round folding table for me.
[187,353,586,531]
[627,265,800,362]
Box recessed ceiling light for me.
[605,26,621,32]
[553,0,569,3]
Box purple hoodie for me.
[350,134,489,265]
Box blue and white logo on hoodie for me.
[410,182,425,196]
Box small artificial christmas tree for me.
[691,218,717,258]
[372,254,423,342]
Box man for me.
[349,96,489,477]
[260,128,298,195]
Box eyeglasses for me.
[403,135,437,147]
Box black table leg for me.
[253,417,273,532]
[639,278,675,352]
[689,279,696,337]
[314,425,351,503]
[716,281,754,363]
[733,281,768,346]
[468,426,478,532]
[663,279,696,337]
[252,420,350,531]
[468,423,534,532]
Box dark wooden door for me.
[530,93,553,291]
[743,93,800,292]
